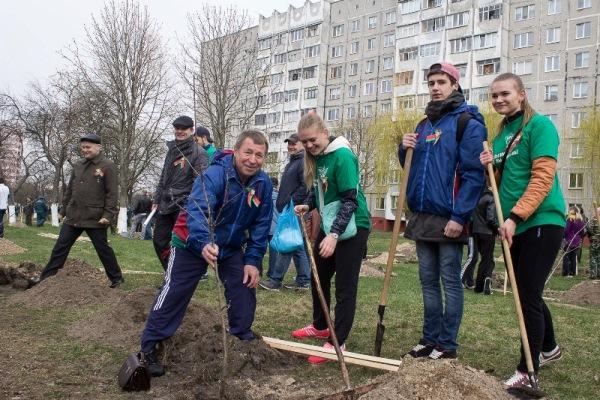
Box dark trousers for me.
[153,212,179,270]
[311,228,369,346]
[463,233,496,292]
[0,209,5,238]
[40,223,123,282]
[562,247,578,276]
[510,225,563,373]
[25,213,33,226]
[141,247,256,353]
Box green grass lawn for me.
[2,225,599,399]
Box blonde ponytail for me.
[297,113,327,189]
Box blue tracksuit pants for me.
[141,246,256,353]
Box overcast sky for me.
[0,0,306,95]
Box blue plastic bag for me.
[269,200,304,254]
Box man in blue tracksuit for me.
[399,62,486,359]
[139,130,273,377]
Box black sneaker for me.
[143,350,165,377]
[428,346,458,360]
[462,279,475,290]
[483,277,492,295]
[283,281,310,290]
[407,342,435,358]
[258,279,281,291]
[109,278,124,288]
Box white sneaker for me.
[504,370,531,389]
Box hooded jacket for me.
[155,136,208,215]
[399,101,486,232]
[171,153,273,271]
[276,150,307,213]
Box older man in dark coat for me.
[37,133,124,288]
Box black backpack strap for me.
[456,111,472,144]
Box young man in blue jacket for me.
[139,130,273,377]
[399,62,486,359]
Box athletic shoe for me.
[143,350,165,377]
[539,345,562,367]
[109,278,124,288]
[504,370,531,390]
[407,342,435,358]
[428,346,458,360]
[462,279,475,290]
[307,342,345,365]
[283,281,310,290]
[291,324,330,340]
[258,279,281,291]
[483,277,492,295]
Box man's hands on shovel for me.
[295,205,337,258]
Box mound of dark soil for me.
[560,280,600,306]
[9,260,120,308]
[0,261,41,289]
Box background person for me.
[34,196,49,227]
[562,207,585,277]
[480,73,565,390]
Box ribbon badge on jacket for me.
[425,129,442,145]
[246,187,261,208]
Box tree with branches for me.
[575,108,600,201]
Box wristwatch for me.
[329,232,339,240]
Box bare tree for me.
[180,5,268,148]
[64,0,175,207]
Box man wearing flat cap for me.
[36,133,125,288]
[153,116,208,270]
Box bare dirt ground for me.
[560,280,600,306]
[0,238,26,256]
[0,259,522,399]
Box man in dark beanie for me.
[194,125,218,163]
[36,133,124,288]
[153,116,208,270]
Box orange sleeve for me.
[511,157,557,221]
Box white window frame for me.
[363,104,373,117]
[548,0,561,15]
[350,41,359,54]
[351,19,360,33]
[568,173,584,189]
[368,16,377,29]
[514,32,534,49]
[513,60,533,75]
[546,27,560,43]
[576,22,591,39]
[381,102,392,113]
[397,23,418,39]
[383,33,395,48]
[446,11,469,29]
[367,37,377,51]
[476,58,500,75]
[365,59,375,73]
[545,55,560,72]
[420,42,440,57]
[327,108,340,121]
[577,0,591,10]
[381,79,392,93]
[291,28,304,42]
[385,11,396,25]
[347,106,356,119]
[348,63,358,76]
[544,85,558,101]
[305,45,320,58]
[515,5,535,21]
[573,82,589,99]
[348,84,357,98]
[333,24,344,37]
[304,87,318,100]
[364,81,375,95]
[331,45,343,58]
[479,4,502,21]
[383,56,393,70]
[330,66,343,79]
[329,87,341,100]
[575,51,589,68]
[571,111,586,128]
[570,142,584,159]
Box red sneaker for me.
[307,342,346,365]
[291,324,330,340]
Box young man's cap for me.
[284,133,299,144]
[80,133,101,144]
[427,62,462,92]
[172,115,194,129]
[195,126,213,143]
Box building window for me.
[375,197,385,210]
[383,56,393,70]
[423,17,445,33]
[289,69,301,81]
[347,106,356,119]
[367,37,377,50]
[401,0,421,14]
[329,87,341,100]
[303,66,317,79]
[333,24,344,37]
[514,32,534,48]
[284,90,298,102]
[331,45,343,58]
[330,66,343,79]
[513,60,533,75]
[570,142,584,159]
[365,59,375,73]
[575,22,591,39]
[548,0,561,14]
[447,11,469,28]
[307,24,319,38]
[477,58,500,75]
[395,70,414,85]
[255,114,266,125]
[473,32,497,49]
[350,41,359,54]
[573,82,589,99]
[259,38,271,50]
[397,96,415,109]
[455,64,467,77]
[267,112,280,124]
[572,111,586,128]
[398,23,418,38]
[515,5,535,21]
[383,33,395,48]
[381,79,392,93]
[362,105,373,117]
[368,16,377,29]
[569,173,584,189]
[575,51,590,68]
[398,46,418,61]
[271,73,283,85]
[288,50,301,62]
[305,45,320,58]
[577,0,591,9]
[273,53,287,64]
[479,4,502,21]
[291,28,304,42]
[420,42,440,57]
[426,0,443,8]
[304,87,318,100]
[271,92,284,103]
[385,11,396,25]
[364,81,375,95]
[351,19,360,33]
[450,37,471,53]
[544,85,558,101]
[327,108,340,121]
[348,84,357,98]
[348,63,358,76]
[546,27,560,43]
[544,55,560,72]
[381,102,392,113]
[273,33,286,46]
[284,111,299,123]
